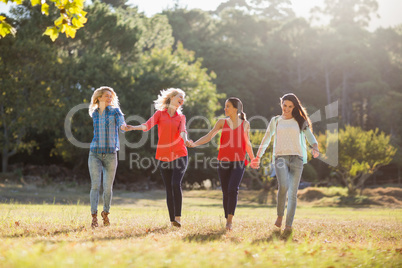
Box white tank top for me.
[275,117,302,156]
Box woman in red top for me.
[127,88,191,227]
[190,97,255,230]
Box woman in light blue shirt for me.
[251,93,319,234]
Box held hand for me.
[124,125,135,131]
[185,140,195,147]
[121,124,129,131]
[250,157,260,169]
[190,141,198,148]
[311,145,319,158]
[250,162,260,169]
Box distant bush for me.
[317,125,397,196]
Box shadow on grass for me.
[2,225,172,242]
[3,225,89,239]
[251,229,294,244]
[193,203,276,209]
[183,229,227,243]
[78,226,172,242]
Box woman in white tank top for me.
[251,93,319,235]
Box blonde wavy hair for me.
[89,86,122,117]
[154,88,186,114]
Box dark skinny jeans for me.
[158,156,188,222]
[217,161,246,219]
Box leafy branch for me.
[0,0,87,41]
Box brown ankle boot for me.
[101,211,110,226]
[91,213,98,228]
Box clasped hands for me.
[185,140,196,148]
[121,124,130,131]
[250,157,260,169]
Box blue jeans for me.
[88,152,118,214]
[217,161,246,218]
[158,156,188,222]
[274,155,304,227]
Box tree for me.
[0,0,87,41]
[49,2,146,168]
[311,0,380,125]
[369,26,402,181]
[100,0,129,9]
[0,27,61,172]
[164,7,285,119]
[0,2,72,172]
[45,3,223,185]
[215,0,295,19]
[312,0,378,28]
[317,125,397,195]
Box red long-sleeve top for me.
[143,109,188,162]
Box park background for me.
[1,0,402,267]
[1,0,401,197]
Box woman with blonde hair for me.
[88,86,129,228]
[127,88,191,227]
[251,93,319,234]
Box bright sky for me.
[127,0,402,30]
[1,0,401,30]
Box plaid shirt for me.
[90,106,126,154]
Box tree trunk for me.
[1,123,16,173]
[2,153,8,173]
[1,103,7,173]
[2,149,16,173]
[1,124,10,173]
[341,71,349,125]
[347,185,357,196]
[325,65,331,104]
[362,97,368,130]
[297,58,302,85]
[356,173,373,193]
[340,171,357,196]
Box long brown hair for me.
[280,93,312,131]
[227,97,246,120]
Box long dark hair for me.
[280,93,312,131]
[227,97,247,121]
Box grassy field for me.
[0,188,401,267]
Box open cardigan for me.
[256,116,318,164]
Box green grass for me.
[0,190,401,267]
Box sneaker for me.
[101,211,110,226]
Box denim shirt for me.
[90,106,126,154]
[257,116,318,164]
